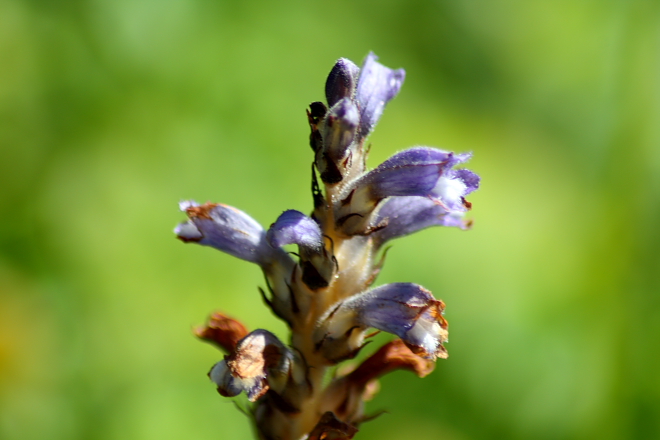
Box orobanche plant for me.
[175,53,479,440]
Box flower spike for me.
[176,53,479,440]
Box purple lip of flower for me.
[355,52,406,140]
[266,210,336,290]
[370,196,468,247]
[176,53,479,439]
[174,201,285,266]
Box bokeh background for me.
[2,0,659,439]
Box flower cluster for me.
[175,53,479,440]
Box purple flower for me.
[333,147,479,236]
[175,201,297,323]
[314,283,448,361]
[175,201,280,265]
[176,53,479,440]
[267,210,336,289]
[371,196,467,247]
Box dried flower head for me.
[175,52,479,440]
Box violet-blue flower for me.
[176,52,479,440]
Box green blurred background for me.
[1,0,659,439]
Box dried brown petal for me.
[209,330,294,402]
[347,339,436,387]
[194,312,249,353]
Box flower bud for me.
[325,58,360,108]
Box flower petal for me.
[176,202,298,317]
[267,210,324,252]
[195,312,249,353]
[454,168,480,195]
[356,52,405,139]
[175,201,273,265]
[209,330,293,402]
[347,339,436,386]
[209,360,245,398]
[321,98,359,163]
[355,283,448,360]
[353,147,460,200]
[377,146,456,168]
[267,210,336,290]
[314,283,448,361]
[432,168,480,210]
[333,148,455,234]
[371,196,469,246]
